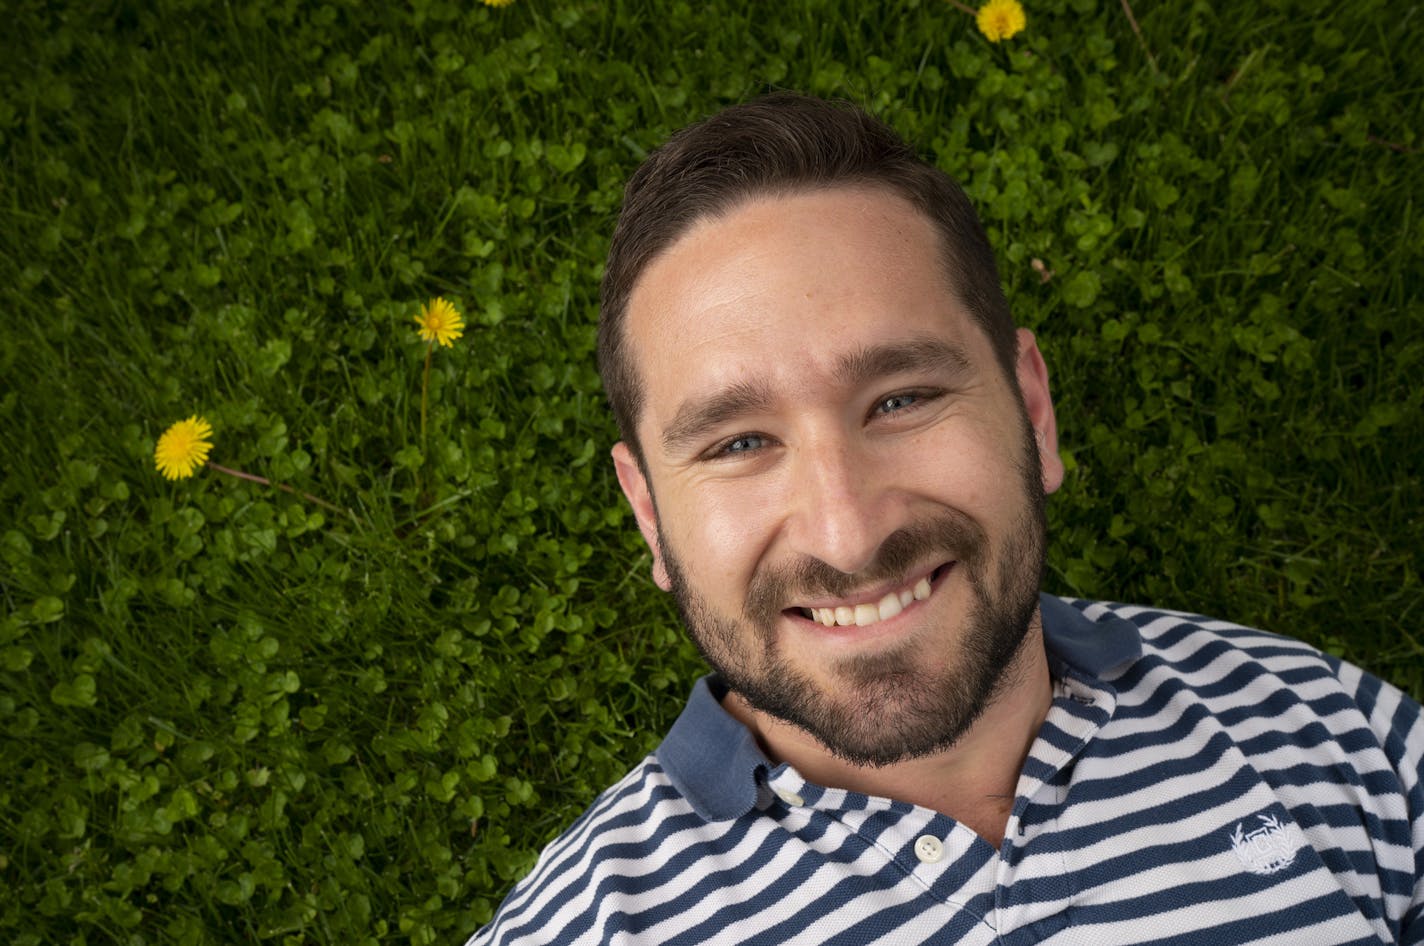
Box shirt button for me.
[775,788,805,807]
[914,835,945,863]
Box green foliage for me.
[0,0,1419,942]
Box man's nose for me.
[784,439,896,577]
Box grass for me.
[1,0,1420,942]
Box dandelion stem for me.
[1118,0,1159,75]
[418,341,433,500]
[206,461,348,517]
[946,0,975,15]
[420,342,433,460]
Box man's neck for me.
[722,620,1054,850]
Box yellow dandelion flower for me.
[154,415,214,480]
[977,0,1027,42]
[414,297,465,348]
[481,0,515,7]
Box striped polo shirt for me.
[466,596,1424,945]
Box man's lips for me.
[784,562,953,628]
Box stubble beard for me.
[658,423,1048,768]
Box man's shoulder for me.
[464,752,709,946]
[1064,597,1346,683]
[1063,597,1422,777]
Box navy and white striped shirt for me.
[467,596,1424,944]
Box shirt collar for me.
[656,674,774,821]
[654,593,1143,822]
[1038,592,1142,679]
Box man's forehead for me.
[624,186,955,349]
[619,186,990,449]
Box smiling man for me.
[611,184,1059,847]
[466,94,1423,946]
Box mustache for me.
[742,511,988,626]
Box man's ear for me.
[612,441,672,591]
[1014,328,1065,496]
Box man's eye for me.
[724,434,765,453]
[875,393,919,415]
[713,434,766,457]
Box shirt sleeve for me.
[1331,657,1424,943]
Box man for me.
[468,93,1423,945]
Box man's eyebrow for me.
[834,335,973,389]
[659,337,974,457]
[661,379,775,456]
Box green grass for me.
[1,0,1420,942]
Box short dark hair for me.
[598,91,1017,460]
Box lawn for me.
[1,0,1420,942]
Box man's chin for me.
[728,600,1037,768]
[729,661,983,768]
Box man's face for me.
[612,186,1064,767]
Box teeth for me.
[805,573,937,628]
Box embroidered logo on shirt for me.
[1229,813,1303,875]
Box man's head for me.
[599,92,1019,463]
[601,94,1064,767]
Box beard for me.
[658,419,1048,768]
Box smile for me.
[794,564,949,628]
